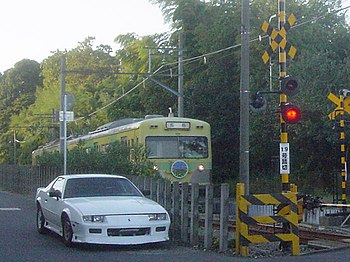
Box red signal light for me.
[282,104,301,124]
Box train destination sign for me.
[166,121,190,129]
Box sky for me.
[1,0,349,74]
[0,0,170,74]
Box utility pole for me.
[145,33,184,117]
[59,55,66,155]
[239,0,250,195]
[59,55,67,175]
[178,33,184,117]
[13,130,17,165]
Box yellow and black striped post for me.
[278,0,292,251]
[235,183,300,256]
[278,0,290,193]
[339,95,347,204]
[327,92,348,204]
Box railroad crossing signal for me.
[327,92,350,119]
[281,104,301,124]
[281,76,299,96]
[261,14,297,64]
[327,91,349,204]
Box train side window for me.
[94,142,99,152]
[121,136,127,145]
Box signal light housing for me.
[250,95,267,113]
[281,104,301,124]
[281,76,299,96]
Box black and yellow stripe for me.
[278,0,290,193]
[339,95,347,204]
[261,11,296,64]
[235,183,300,256]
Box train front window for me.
[146,136,208,159]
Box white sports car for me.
[35,174,170,246]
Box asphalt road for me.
[0,191,237,262]
[1,190,350,262]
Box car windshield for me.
[64,177,143,198]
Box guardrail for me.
[0,165,234,252]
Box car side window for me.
[51,177,65,196]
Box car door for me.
[44,177,65,228]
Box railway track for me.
[246,223,350,245]
[209,218,350,249]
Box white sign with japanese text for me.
[280,143,290,174]
[59,111,74,122]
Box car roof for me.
[58,174,127,180]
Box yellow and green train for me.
[32,115,212,183]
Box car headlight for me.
[83,215,105,223]
[148,213,167,221]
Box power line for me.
[74,4,350,122]
[148,4,350,76]
[74,64,167,121]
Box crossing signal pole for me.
[327,90,350,204]
[278,0,290,193]
[259,1,300,250]
[260,0,299,193]
[338,93,347,205]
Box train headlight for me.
[197,164,205,172]
[153,165,159,171]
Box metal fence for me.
[0,165,234,252]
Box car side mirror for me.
[49,190,62,200]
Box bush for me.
[35,141,157,177]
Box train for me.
[32,114,212,183]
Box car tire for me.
[62,214,74,247]
[36,205,47,234]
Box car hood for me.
[64,197,167,215]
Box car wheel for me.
[62,214,74,247]
[36,205,47,234]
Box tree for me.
[0,59,41,163]
[110,33,177,119]
[1,0,349,193]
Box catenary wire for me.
[74,4,350,122]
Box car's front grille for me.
[107,227,151,237]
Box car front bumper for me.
[71,215,170,245]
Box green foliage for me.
[36,150,62,169]
[0,59,42,164]
[0,0,350,192]
[36,142,157,177]
[130,144,160,177]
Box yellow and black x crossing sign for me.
[327,92,350,120]
[261,14,297,64]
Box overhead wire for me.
[74,64,167,121]
[75,4,350,122]
[134,4,350,79]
